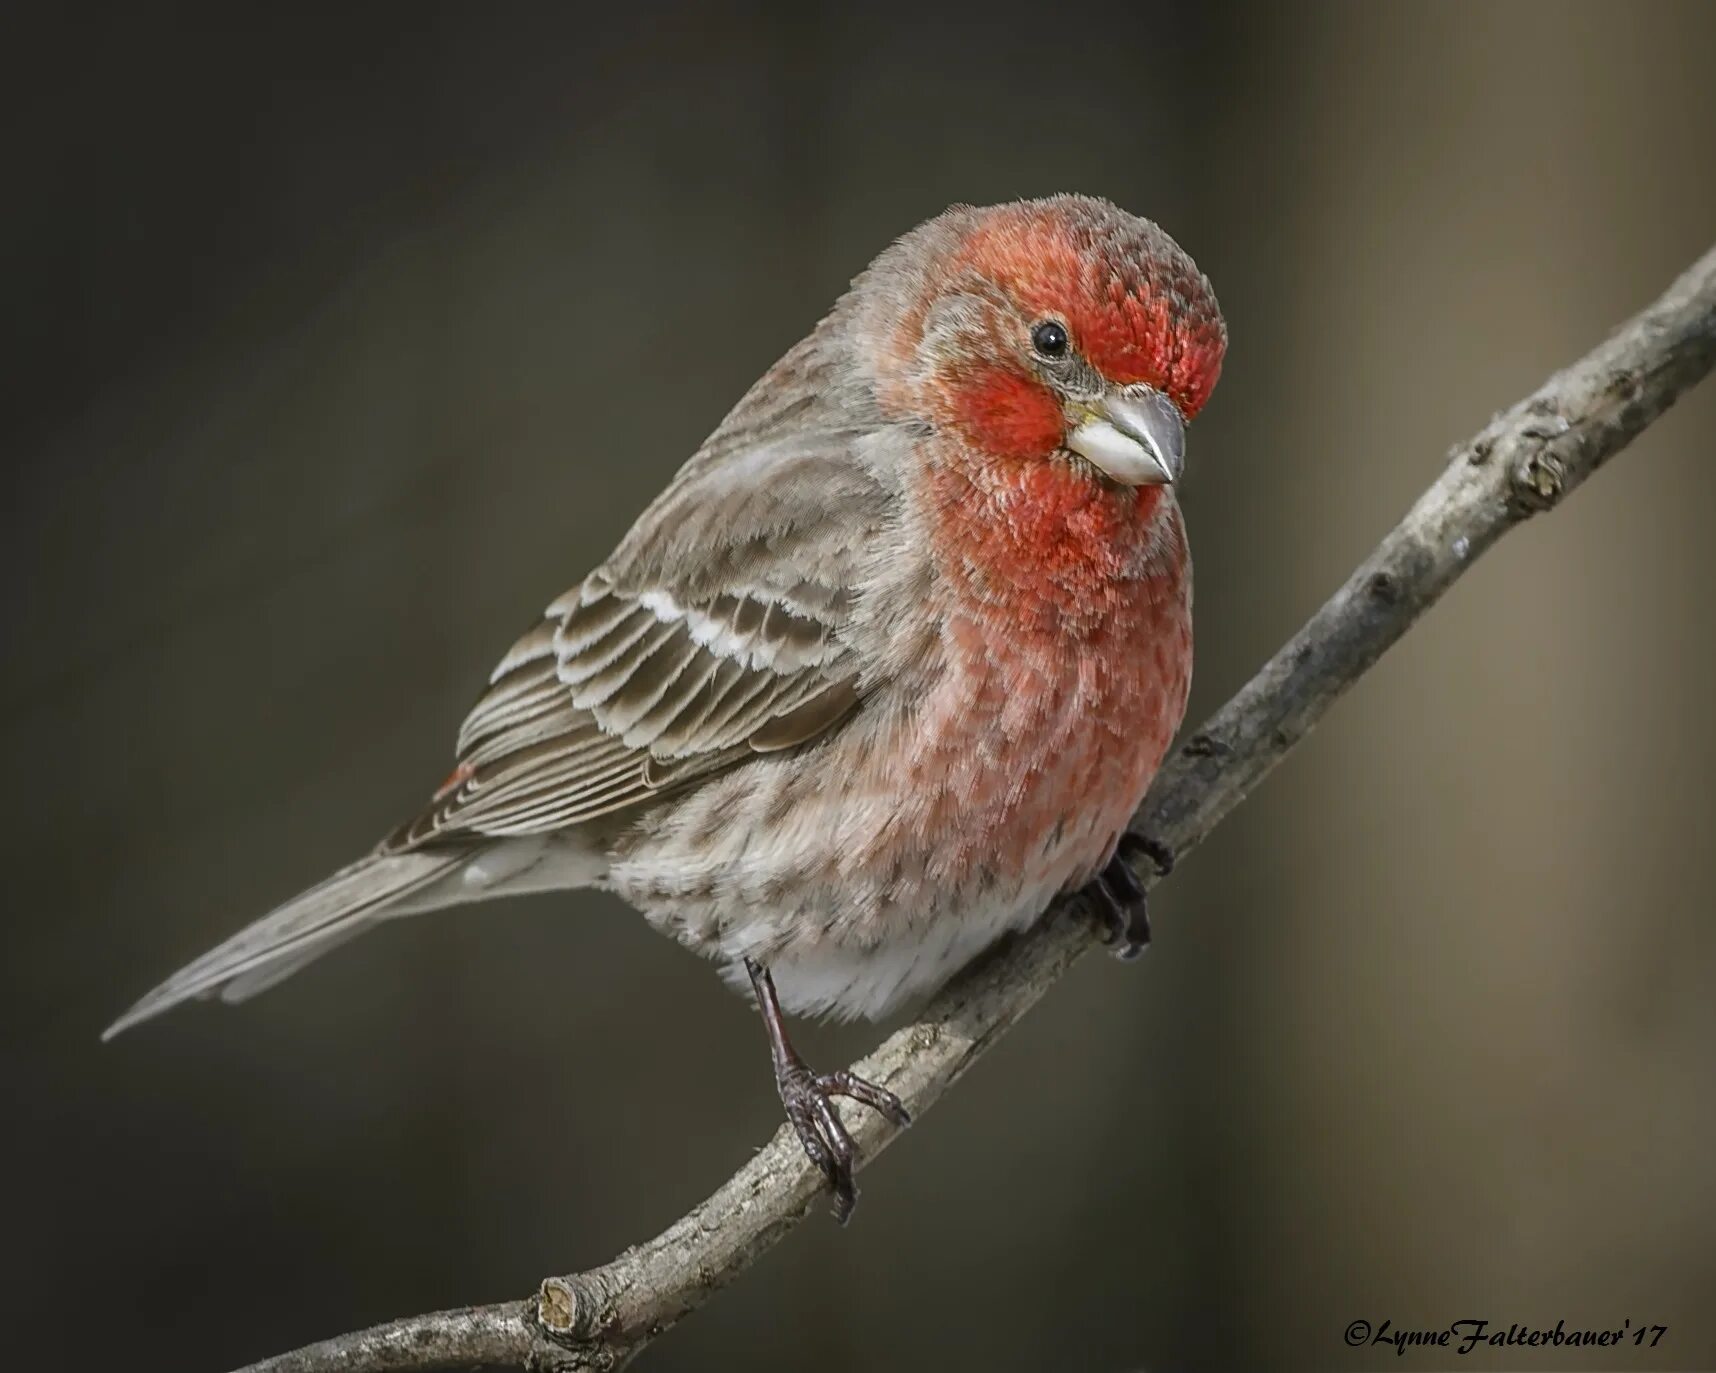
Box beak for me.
[1065,387,1185,486]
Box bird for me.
[106,194,1226,1220]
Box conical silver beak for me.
[1066,387,1185,486]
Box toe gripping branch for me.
[1084,832,1175,961]
[746,959,911,1224]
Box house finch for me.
[107,194,1225,1219]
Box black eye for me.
[1031,320,1069,359]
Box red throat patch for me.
[924,450,1178,634]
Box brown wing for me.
[386,420,892,851]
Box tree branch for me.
[236,243,1716,1373]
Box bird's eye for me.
[1030,320,1070,359]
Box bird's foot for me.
[1082,832,1175,960]
[1119,831,1175,880]
[775,1061,911,1224]
[746,959,910,1223]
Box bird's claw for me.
[777,1064,911,1224]
[1117,830,1175,879]
[1082,831,1174,960]
[748,957,908,1223]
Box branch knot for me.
[1510,441,1571,513]
[537,1275,600,1341]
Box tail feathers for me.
[215,920,375,1005]
[103,851,463,1040]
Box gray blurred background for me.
[6,3,1716,1369]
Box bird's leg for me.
[745,958,911,1224]
[1081,831,1176,960]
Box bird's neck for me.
[919,447,1184,635]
